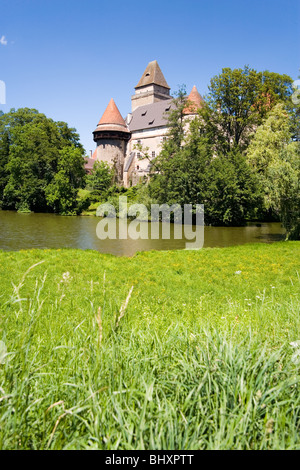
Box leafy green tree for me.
[149,115,212,208]
[86,160,114,194]
[150,94,260,225]
[247,103,291,175]
[0,108,84,212]
[267,144,300,240]
[0,130,9,203]
[205,150,261,226]
[201,66,293,152]
[247,103,300,239]
[164,85,189,151]
[45,146,86,215]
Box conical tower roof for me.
[135,60,170,89]
[94,98,129,134]
[184,86,204,114]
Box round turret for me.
[93,98,131,183]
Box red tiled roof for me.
[184,86,204,114]
[94,98,130,134]
[98,98,127,127]
[84,157,96,171]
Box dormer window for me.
[149,119,154,125]
[165,105,171,111]
[141,111,147,116]
[145,72,150,77]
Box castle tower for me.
[131,60,171,112]
[93,98,131,183]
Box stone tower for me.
[93,98,131,183]
[131,60,171,112]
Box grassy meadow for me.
[0,242,300,449]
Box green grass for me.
[0,242,299,449]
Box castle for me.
[85,60,204,187]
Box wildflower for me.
[266,418,274,434]
[60,272,72,284]
[235,270,242,275]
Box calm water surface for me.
[0,211,286,257]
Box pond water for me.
[0,210,286,257]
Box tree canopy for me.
[247,103,300,239]
[200,66,293,153]
[0,108,85,213]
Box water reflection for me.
[0,211,286,257]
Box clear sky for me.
[1,0,299,154]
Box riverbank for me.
[0,242,299,449]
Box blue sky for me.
[0,0,299,154]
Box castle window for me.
[152,151,156,158]
[137,140,141,144]
[137,152,141,159]
[137,165,140,170]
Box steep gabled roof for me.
[184,85,204,114]
[135,60,170,90]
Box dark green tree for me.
[149,90,260,226]
[0,108,85,213]
[45,146,86,215]
[205,150,261,226]
[0,130,9,203]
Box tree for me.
[247,103,300,239]
[45,146,86,215]
[86,161,114,194]
[267,144,300,240]
[149,89,261,226]
[205,149,261,226]
[0,130,9,203]
[0,108,85,212]
[201,66,293,153]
